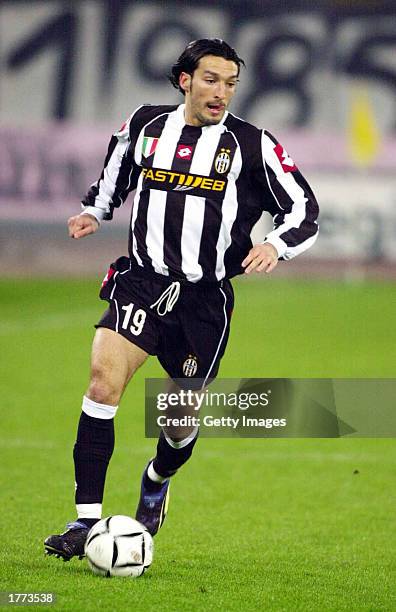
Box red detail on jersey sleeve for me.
[274,143,298,172]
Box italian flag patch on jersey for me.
[142,137,159,157]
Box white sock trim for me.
[163,425,199,449]
[82,395,118,419]
[76,503,102,519]
[147,461,168,484]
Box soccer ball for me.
[85,515,153,577]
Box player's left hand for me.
[242,242,279,274]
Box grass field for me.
[1,277,396,611]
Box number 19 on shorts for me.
[121,303,146,336]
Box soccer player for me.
[44,39,319,561]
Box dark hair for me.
[169,38,245,94]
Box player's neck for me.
[183,106,203,127]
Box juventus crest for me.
[183,355,198,377]
[215,148,231,174]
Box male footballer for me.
[44,39,319,561]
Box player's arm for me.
[242,242,279,275]
[68,212,99,239]
[69,109,142,238]
[243,130,319,273]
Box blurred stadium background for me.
[1,0,396,280]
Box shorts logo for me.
[274,143,297,172]
[183,355,198,377]
[215,148,231,174]
[101,267,115,288]
[176,145,193,160]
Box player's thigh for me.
[159,280,234,385]
[88,327,149,404]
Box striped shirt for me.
[82,104,319,283]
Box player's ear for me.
[179,72,191,94]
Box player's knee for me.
[163,425,195,443]
[87,368,121,406]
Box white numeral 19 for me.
[121,303,146,336]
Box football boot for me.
[135,463,170,536]
[44,521,90,561]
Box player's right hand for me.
[68,213,99,239]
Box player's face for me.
[181,55,239,127]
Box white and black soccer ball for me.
[85,515,153,578]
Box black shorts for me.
[96,257,234,389]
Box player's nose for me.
[214,81,226,99]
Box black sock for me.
[73,411,114,505]
[152,429,199,479]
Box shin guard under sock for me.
[152,428,199,479]
[73,410,115,506]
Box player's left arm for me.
[242,242,279,275]
[243,130,319,274]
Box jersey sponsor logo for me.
[176,144,193,160]
[274,143,297,172]
[142,136,159,157]
[215,148,231,174]
[142,167,225,192]
[183,355,198,377]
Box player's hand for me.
[242,242,279,274]
[68,213,99,239]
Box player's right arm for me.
[72,107,144,238]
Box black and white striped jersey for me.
[82,103,319,283]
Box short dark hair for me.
[169,38,245,94]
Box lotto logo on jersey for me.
[176,144,193,160]
[274,143,297,172]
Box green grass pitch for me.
[1,277,395,611]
